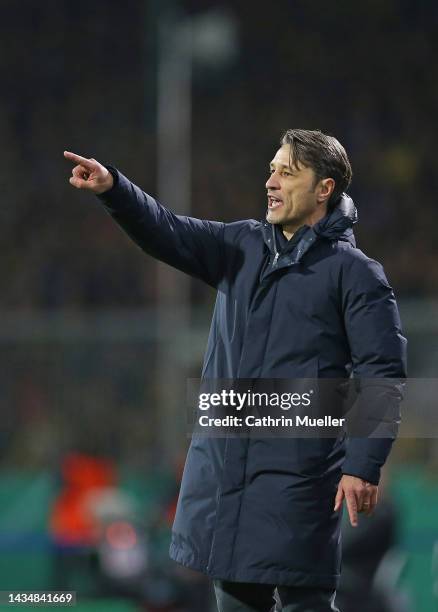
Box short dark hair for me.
[280,129,352,209]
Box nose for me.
[266,171,280,190]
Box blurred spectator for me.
[49,453,118,593]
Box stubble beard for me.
[267,207,302,227]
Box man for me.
[64,129,407,612]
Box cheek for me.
[284,191,295,206]
[285,192,299,210]
[293,190,308,207]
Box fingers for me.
[359,491,371,514]
[64,150,97,171]
[335,476,379,525]
[363,486,378,517]
[359,482,372,514]
[71,164,92,181]
[70,164,91,188]
[358,482,378,517]
[64,150,113,193]
[69,176,89,189]
[335,485,360,527]
[345,491,358,527]
[334,483,344,512]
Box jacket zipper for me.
[272,226,280,267]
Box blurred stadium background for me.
[1,0,437,610]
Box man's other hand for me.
[334,475,378,527]
[64,151,114,194]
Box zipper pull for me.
[272,252,279,267]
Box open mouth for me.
[268,196,283,210]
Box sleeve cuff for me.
[342,437,395,485]
[96,165,121,201]
[342,462,381,486]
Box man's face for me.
[266,144,329,236]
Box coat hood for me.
[313,192,358,246]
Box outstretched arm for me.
[64,151,225,287]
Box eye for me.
[283,171,293,177]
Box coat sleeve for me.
[340,251,408,485]
[96,167,226,288]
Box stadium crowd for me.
[1,0,437,314]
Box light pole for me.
[155,8,238,460]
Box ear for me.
[317,178,335,205]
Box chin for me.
[267,210,286,225]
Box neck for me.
[282,206,327,241]
[282,227,295,241]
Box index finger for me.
[63,151,96,170]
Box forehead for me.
[270,143,306,170]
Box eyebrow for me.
[269,162,296,171]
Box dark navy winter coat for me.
[98,169,407,589]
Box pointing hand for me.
[64,151,114,194]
